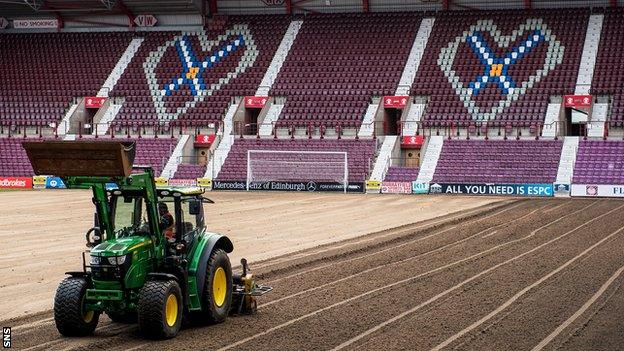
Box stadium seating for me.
[0,138,39,176]
[111,15,290,126]
[573,140,624,184]
[590,9,624,125]
[0,137,176,177]
[271,13,422,127]
[384,166,420,182]
[412,9,588,127]
[217,139,377,182]
[432,139,563,184]
[0,32,132,126]
[172,163,206,179]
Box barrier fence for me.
[1,119,612,140]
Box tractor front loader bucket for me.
[23,141,136,177]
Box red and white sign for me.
[244,96,268,109]
[85,97,106,109]
[381,181,412,194]
[194,134,216,146]
[383,96,408,109]
[13,19,59,29]
[0,18,8,29]
[168,179,197,187]
[564,95,592,108]
[401,135,424,148]
[134,15,157,27]
[0,177,33,189]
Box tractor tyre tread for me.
[137,280,182,339]
[54,277,99,336]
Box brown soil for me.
[6,197,624,351]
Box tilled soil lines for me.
[11,199,624,351]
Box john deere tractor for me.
[24,141,270,339]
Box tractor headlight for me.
[90,255,101,265]
[107,255,127,265]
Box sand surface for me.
[0,190,501,321]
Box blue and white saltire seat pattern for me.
[438,19,565,121]
[144,26,259,121]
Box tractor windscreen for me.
[112,196,150,238]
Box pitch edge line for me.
[216,201,600,351]
[530,264,624,351]
[430,210,624,351]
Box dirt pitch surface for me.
[5,197,624,351]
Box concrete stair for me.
[574,14,604,95]
[395,18,435,96]
[402,103,425,136]
[542,103,561,138]
[416,135,444,183]
[255,20,303,96]
[259,103,284,136]
[161,135,191,178]
[98,38,144,97]
[357,102,380,138]
[369,136,398,181]
[204,102,239,178]
[555,136,580,185]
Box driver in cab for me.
[158,202,175,241]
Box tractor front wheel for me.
[54,277,100,336]
[201,249,233,323]
[137,280,183,339]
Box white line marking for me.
[543,202,568,214]
[261,205,547,309]
[481,230,498,239]
[431,215,624,350]
[216,202,598,351]
[531,264,624,351]
[328,201,617,351]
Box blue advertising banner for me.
[45,177,66,189]
[428,183,553,197]
[411,182,430,194]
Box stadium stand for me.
[432,139,563,184]
[217,139,377,182]
[111,15,290,126]
[270,13,422,127]
[172,163,206,179]
[0,138,40,177]
[0,137,176,177]
[0,32,133,126]
[412,9,588,127]
[590,8,624,126]
[573,140,624,184]
[384,166,420,182]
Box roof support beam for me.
[362,0,369,12]
[100,0,116,10]
[23,0,43,11]
[116,0,134,29]
[524,0,531,9]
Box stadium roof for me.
[0,0,203,18]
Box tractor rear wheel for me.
[54,277,100,336]
[106,310,137,324]
[201,249,233,323]
[137,280,182,339]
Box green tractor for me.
[24,141,270,339]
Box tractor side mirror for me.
[189,200,201,215]
[202,197,214,204]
